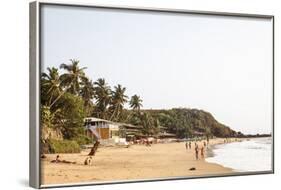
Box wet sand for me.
[41,138,235,185]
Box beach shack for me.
[118,123,142,141]
[157,132,177,139]
[84,117,144,145]
[84,117,121,144]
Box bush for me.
[71,135,92,145]
[54,93,86,139]
[48,139,81,153]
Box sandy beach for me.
[41,138,235,185]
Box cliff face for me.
[41,125,63,141]
[145,108,238,138]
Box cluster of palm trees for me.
[41,59,143,122]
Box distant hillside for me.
[142,108,239,138]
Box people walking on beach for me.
[195,145,199,160]
[201,147,205,159]
[185,142,188,150]
[189,142,192,149]
[203,141,206,148]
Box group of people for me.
[185,141,192,149]
[185,140,208,160]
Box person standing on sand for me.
[185,142,188,150]
[195,145,199,160]
[189,141,192,149]
[201,147,204,159]
[146,140,151,147]
[203,141,206,148]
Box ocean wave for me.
[206,138,272,172]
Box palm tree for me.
[109,84,128,121]
[140,112,154,136]
[93,78,111,119]
[41,67,63,107]
[80,77,95,116]
[60,59,87,95]
[153,118,160,135]
[129,95,143,111]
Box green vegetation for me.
[108,84,128,121]
[129,95,143,111]
[48,139,81,153]
[53,93,86,139]
[124,108,237,138]
[41,59,239,153]
[92,78,111,119]
[71,135,92,146]
[145,108,237,138]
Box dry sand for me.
[41,138,236,185]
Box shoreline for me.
[205,137,272,172]
[205,138,240,158]
[41,138,236,185]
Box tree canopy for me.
[41,59,239,149]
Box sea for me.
[205,137,272,172]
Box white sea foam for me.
[206,137,272,172]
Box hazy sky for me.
[41,5,273,134]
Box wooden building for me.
[84,117,120,143]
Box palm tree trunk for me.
[88,141,100,156]
[109,108,117,121]
[49,91,64,108]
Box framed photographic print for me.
[29,1,274,188]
